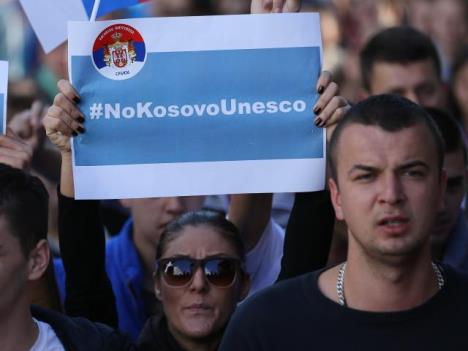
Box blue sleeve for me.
[53,258,66,307]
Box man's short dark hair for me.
[360,26,441,91]
[425,107,467,164]
[0,164,49,257]
[328,94,445,182]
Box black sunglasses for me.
[156,257,243,288]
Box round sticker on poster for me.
[92,23,146,80]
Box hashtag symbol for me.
[89,103,103,119]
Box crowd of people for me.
[1,0,468,350]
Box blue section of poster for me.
[72,47,322,166]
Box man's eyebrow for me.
[396,160,430,172]
[348,164,377,176]
[347,161,430,176]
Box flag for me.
[19,0,151,54]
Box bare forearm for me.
[229,193,273,251]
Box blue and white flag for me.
[68,13,325,199]
[0,61,8,135]
[19,0,150,53]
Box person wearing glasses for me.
[48,114,255,350]
[138,210,250,350]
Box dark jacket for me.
[137,314,185,351]
[31,305,135,351]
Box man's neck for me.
[319,245,440,312]
[0,302,38,351]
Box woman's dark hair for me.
[155,210,246,262]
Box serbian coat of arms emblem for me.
[92,23,146,80]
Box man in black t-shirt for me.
[219,95,468,350]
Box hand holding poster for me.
[0,61,8,135]
[68,14,325,199]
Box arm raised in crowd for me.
[278,72,349,280]
[229,194,273,252]
[229,71,348,255]
[8,100,61,181]
[277,190,335,280]
[0,128,33,171]
[251,0,348,281]
[43,80,118,328]
[280,72,349,280]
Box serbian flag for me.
[19,0,151,54]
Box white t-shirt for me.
[245,219,285,297]
[30,318,65,351]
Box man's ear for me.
[27,239,50,281]
[238,272,251,302]
[328,178,344,220]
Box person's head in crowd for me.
[360,26,445,108]
[425,107,467,258]
[119,197,205,275]
[140,210,249,350]
[406,0,434,36]
[450,45,468,133]
[431,0,468,66]
[0,164,50,333]
[328,94,445,265]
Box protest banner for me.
[19,0,150,53]
[68,13,325,199]
[0,61,8,135]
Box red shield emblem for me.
[112,46,128,68]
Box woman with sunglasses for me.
[52,150,253,350]
[138,210,250,350]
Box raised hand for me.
[42,80,85,154]
[313,71,350,141]
[0,128,34,171]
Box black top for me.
[137,314,186,351]
[32,305,134,351]
[277,190,335,281]
[58,192,118,328]
[220,265,468,351]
